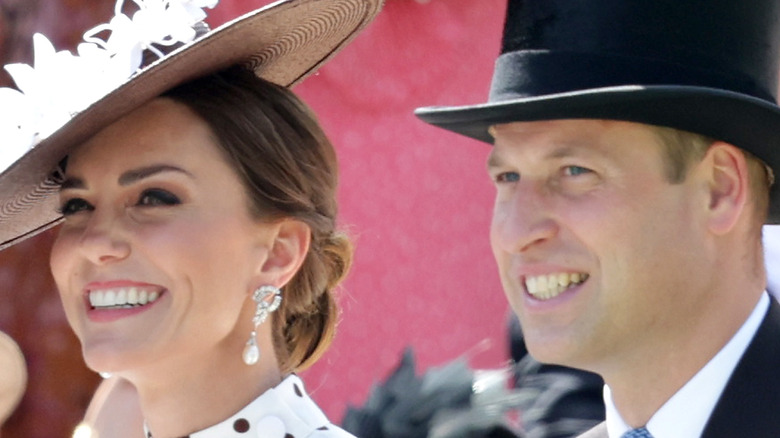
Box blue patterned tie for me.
[621,427,653,438]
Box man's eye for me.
[138,189,180,207]
[496,171,520,183]
[58,198,93,216]
[563,166,592,176]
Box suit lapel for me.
[701,298,780,437]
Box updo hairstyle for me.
[164,66,353,373]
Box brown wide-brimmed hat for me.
[0,0,383,250]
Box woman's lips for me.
[88,286,162,309]
[83,282,167,323]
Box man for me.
[416,1,780,437]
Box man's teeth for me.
[525,273,589,300]
[89,288,160,309]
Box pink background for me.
[291,0,780,426]
[0,0,511,435]
[282,0,510,420]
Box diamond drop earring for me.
[242,285,282,365]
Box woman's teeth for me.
[525,272,589,300]
[89,288,160,309]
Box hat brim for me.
[415,85,780,222]
[0,0,383,250]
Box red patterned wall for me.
[0,0,510,435]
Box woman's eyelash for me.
[57,198,93,216]
[57,189,181,216]
[138,189,181,206]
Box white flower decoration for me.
[0,0,218,173]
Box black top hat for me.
[415,0,780,222]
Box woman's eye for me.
[58,198,93,216]
[563,165,593,177]
[495,171,520,183]
[137,189,181,207]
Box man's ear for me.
[257,219,311,287]
[703,141,749,235]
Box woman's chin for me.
[81,344,142,376]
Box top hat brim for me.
[0,0,383,250]
[415,85,780,223]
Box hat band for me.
[488,50,775,104]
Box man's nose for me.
[491,183,559,255]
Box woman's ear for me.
[703,141,749,235]
[257,219,311,287]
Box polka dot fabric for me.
[144,375,354,438]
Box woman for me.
[0,0,382,436]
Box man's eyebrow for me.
[58,164,192,191]
[487,145,583,166]
[486,140,600,172]
[547,145,583,159]
[486,151,505,169]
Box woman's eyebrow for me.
[59,177,84,191]
[117,164,192,186]
[59,164,192,191]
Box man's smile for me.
[524,272,589,300]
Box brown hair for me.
[651,125,772,227]
[164,66,352,373]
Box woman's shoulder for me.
[271,375,358,438]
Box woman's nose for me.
[78,210,130,265]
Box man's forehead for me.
[488,120,604,154]
[489,119,621,137]
[487,119,663,165]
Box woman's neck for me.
[129,346,283,438]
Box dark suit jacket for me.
[578,298,780,438]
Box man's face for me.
[488,119,711,371]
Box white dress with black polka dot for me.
[145,375,356,438]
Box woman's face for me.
[50,98,276,374]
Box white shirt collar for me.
[604,292,770,438]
